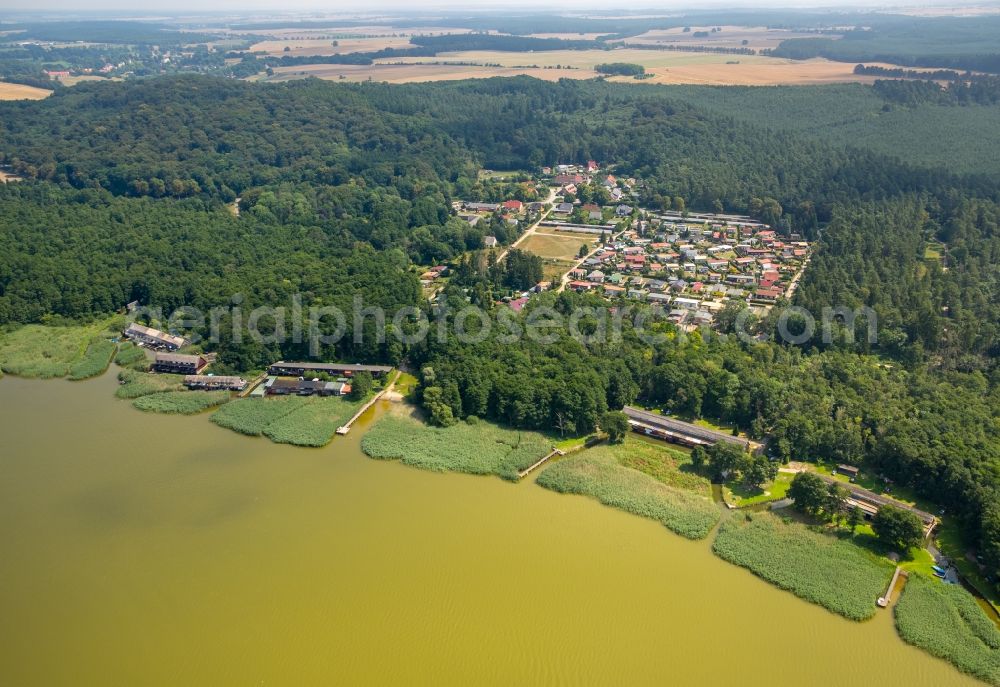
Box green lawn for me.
[725,471,794,507]
[362,413,551,480]
[537,445,720,540]
[712,512,895,621]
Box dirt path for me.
[495,186,557,263]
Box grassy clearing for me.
[262,395,368,447]
[211,396,311,436]
[132,391,230,415]
[725,471,794,507]
[895,575,1000,686]
[115,369,184,399]
[0,320,118,378]
[520,232,593,261]
[113,341,148,368]
[712,512,894,620]
[608,436,710,494]
[536,448,720,540]
[361,414,551,480]
[68,339,116,380]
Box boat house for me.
[152,353,209,375]
[123,322,188,351]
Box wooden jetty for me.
[517,449,564,479]
[336,370,400,435]
[877,566,907,608]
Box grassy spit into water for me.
[0,318,120,379]
[67,339,117,380]
[536,445,720,540]
[361,414,551,480]
[113,341,148,368]
[712,512,894,621]
[115,369,184,398]
[210,395,368,447]
[132,390,230,415]
[895,574,1000,686]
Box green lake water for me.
[0,371,981,685]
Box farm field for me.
[0,81,51,100]
[519,231,596,261]
[248,36,413,56]
[261,50,891,86]
[618,25,828,51]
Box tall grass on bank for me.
[68,339,116,380]
[895,574,1000,686]
[0,323,97,378]
[712,512,894,621]
[115,369,184,399]
[113,341,148,369]
[211,395,368,447]
[263,396,367,447]
[536,449,720,540]
[210,396,310,436]
[361,414,551,480]
[132,390,230,415]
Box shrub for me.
[536,450,720,540]
[361,414,551,480]
[712,512,894,620]
[132,390,229,414]
[895,574,1000,685]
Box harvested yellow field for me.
[263,62,578,84]
[259,47,891,86]
[619,26,826,51]
[0,81,51,100]
[249,36,413,56]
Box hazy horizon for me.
[1,0,997,16]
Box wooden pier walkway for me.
[877,566,907,608]
[517,448,564,479]
[336,370,401,435]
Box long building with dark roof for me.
[269,361,392,378]
[623,406,753,450]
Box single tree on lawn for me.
[743,453,777,490]
[600,411,630,444]
[348,370,373,400]
[788,472,828,516]
[826,483,850,523]
[846,506,863,533]
[690,445,706,470]
[872,505,924,553]
[706,442,749,483]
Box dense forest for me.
[0,74,997,586]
